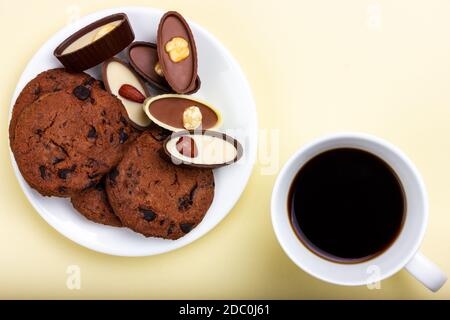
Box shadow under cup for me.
[272,134,427,286]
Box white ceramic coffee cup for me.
[271,132,447,291]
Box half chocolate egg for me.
[163,130,243,169]
[157,11,199,94]
[102,58,152,129]
[128,41,201,94]
[54,13,135,72]
[143,94,222,132]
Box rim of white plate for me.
[8,6,258,256]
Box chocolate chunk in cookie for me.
[71,178,122,227]
[9,69,93,145]
[106,130,214,240]
[12,83,137,197]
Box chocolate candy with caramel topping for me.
[157,11,199,94]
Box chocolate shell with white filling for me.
[128,41,201,94]
[157,11,199,94]
[102,58,152,130]
[54,13,135,72]
[143,94,222,132]
[163,130,243,169]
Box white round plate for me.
[9,7,257,256]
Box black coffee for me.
[288,148,405,263]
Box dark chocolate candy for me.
[54,13,135,72]
[157,11,198,94]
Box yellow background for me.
[1,0,450,299]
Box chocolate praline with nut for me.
[163,130,244,169]
[102,58,152,130]
[128,41,201,94]
[143,94,222,132]
[157,11,199,94]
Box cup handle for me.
[404,252,447,292]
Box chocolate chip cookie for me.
[71,178,122,227]
[106,130,215,240]
[12,82,136,197]
[9,68,93,144]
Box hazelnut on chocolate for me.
[183,106,202,130]
[154,61,164,77]
[128,41,201,94]
[143,94,222,132]
[157,11,198,94]
[165,37,190,63]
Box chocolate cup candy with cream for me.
[143,94,222,132]
[157,11,199,94]
[128,41,201,94]
[163,130,243,169]
[54,13,135,72]
[102,58,152,129]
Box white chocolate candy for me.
[166,133,239,166]
[104,60,151,128]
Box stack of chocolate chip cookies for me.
[9,68,215,240]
